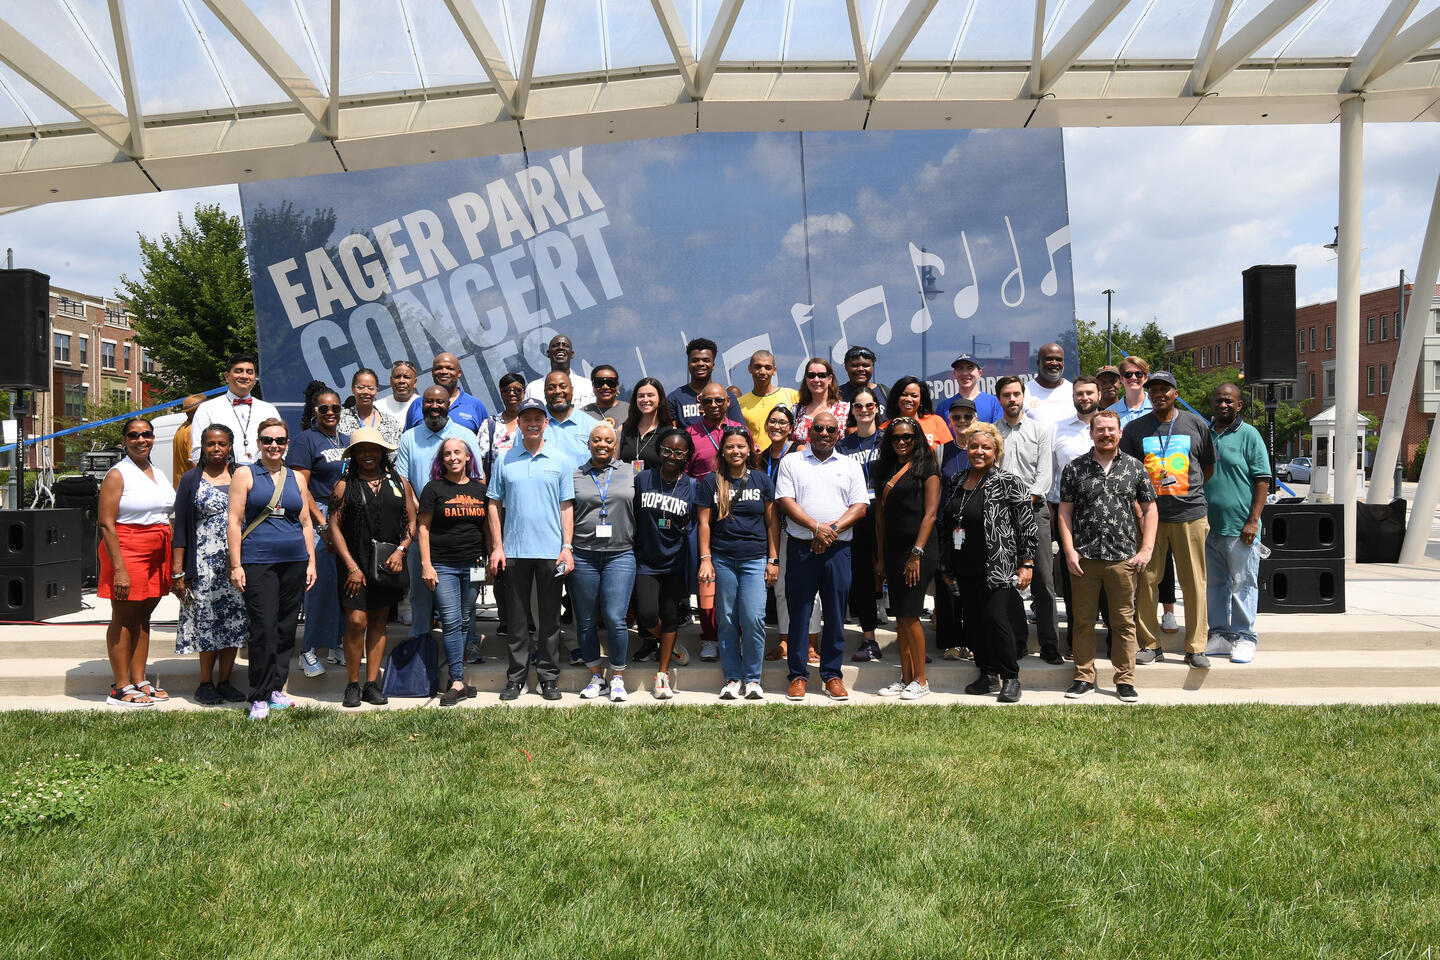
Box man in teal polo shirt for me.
[488,398,576,701]
[1205,383,1270,664]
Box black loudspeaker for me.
[51,479,100,585]
[1242,264,1297,383]
[0,560,82,620]
[1258,558,1345,613]
[0,268,51,391]
[1356,499,1406,564]
[1261,502,1342,559]
[0,509,82,566]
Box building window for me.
[1310,327,1317,351]
[1381,314,1389,340]
[1381,363,1389,394]
[63,383,84,420]
[141,349,155,374]
[1226,341,1233,362]
[1325,325,1333,349]
[1325,369,1335,399]
[1368,317,1376,342]
[1310,372,1317,398]
[78,336,88,367]
[53,333,70,364]
[1368,366,1375,396]
[101,341,116,370]
[1434,362,1440,391]
[123,344,131,372]
[1298,332,1305,353]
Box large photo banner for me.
[240,129,1076,415]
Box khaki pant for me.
[1071,557,1137,686]
[1136,517,1209,654]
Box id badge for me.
[595,523,613,539]
[1160,471,1179,488]
[657,517,670,530]
[867,489,875,502]
[953,528,966,549]
[469,564,485,583]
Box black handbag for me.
[369,540,404,588]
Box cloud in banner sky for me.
[781,213,855,258]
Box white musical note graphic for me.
[633,346,648,378]
[722,334,774,387]
[953,230,979,319]
[1001,216,1025,308]
[831,286,893,366]
[1040,224,1070,297]
[909,243,945,334]
[790,303,815,380]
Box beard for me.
[423,414,448,432]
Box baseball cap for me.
[1146,371,1178,390]
[951,353,984,370]
[1095,365,1122,378]
[948,396,977,413]
[517,397,547,414]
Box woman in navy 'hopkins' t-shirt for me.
[634,427,697,700]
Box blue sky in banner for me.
[239,129,1075,414]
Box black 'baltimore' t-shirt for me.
[418,477,489,566]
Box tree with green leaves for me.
[120,203,256,398]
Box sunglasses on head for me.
[125,430,154,440]
[592,377,619,388]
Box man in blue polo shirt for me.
[543,370,599,469]
[403,352,490,434]
[487,398,576,701]
[396,385,485,643]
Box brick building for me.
[1171,282,1439,467]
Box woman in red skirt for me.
[97,417,176,707]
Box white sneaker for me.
[899,681,931,701]
[248,699,270,720]
[608,676,629,702]
[325,646,345,666]
[1205,634,1234,657]
[743,681,764,700]
[300,650,325,678]
[579,674,607,699]
[1230,639,1257,663]
[877,681,906,697]
[719,679,742,700]
[700,640,719,661]
[1161,611,1180,633]
[670,644,690,666]
[652,672,675,700]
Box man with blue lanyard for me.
[403,352,490,434]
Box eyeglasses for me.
[891,434,917,443]
[699,397,726,405]
[951,413,975,422]
[592,377,619,388]
[810,425,839,434]
[125,430,154,440]
[852,402,876,411]
[1122,371,1146,380]
[258,436,289,446]
[805,372,831,380]
[659,447,690,459]
[315,404,341,414]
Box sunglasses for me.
[316,404,342,414]
[847,351,875,361]
[852,402,877,411]
[125,430,154,440]
[951,413,975,421]
[699,397,727,405]
[810,425,839,434]
[805,372,831,380]
[258,436,289,446]
[891,434,917,443]
[592,377,619,388]
[1122,371,1146,380]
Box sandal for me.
[134,679,170,701]
[765,639,788,662]
[106,684,153,708]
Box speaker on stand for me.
[0,268,51,513]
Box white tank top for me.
[110,457,175,524]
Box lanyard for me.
[857,431,879,484]
[766,442,792,482]
[700,423,724,458]
[589,465,613,519]
[1156,413,1180,459]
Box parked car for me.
[1277,457,1312,483]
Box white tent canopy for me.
[3,0,1440,209]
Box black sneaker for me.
[1041,647,1064,665]
[1116,683,1139,702]
[1184,652,1211,670]
[439,685,464,707]
[1135,648,1164,664]
[997,678,1022,703]
[194,682,221,705]
[500,681,524,701]
[362,681,388,705]
[215,681,247,702]
[1063,680,1095,699]
[540,680,562,701]
[633,636,659,661]
[964,673,1001,696]
[342,682,362,708]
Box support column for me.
[1371,166,1440,504]
[1334,95,1363,560]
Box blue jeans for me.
[785,538,851,682]
[570,548,636,670]
[714,553,767,683]
[303,502,342,652]
[1205,530,1260,643]
[432,563,478,682]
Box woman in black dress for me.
[328,427,415,708]
[871,416,940,700]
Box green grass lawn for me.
[2,704,1437,959]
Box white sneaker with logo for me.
[579,674,607,699]
[1230,639,1257,663]
[719,680,742,701]
[608,676,629,702]
[652,673,675,700]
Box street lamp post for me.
[1101,289,1115,366]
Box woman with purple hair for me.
[417,436,490,706]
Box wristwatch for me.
[766,558,779,566]
[909,546,924,557]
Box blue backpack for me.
[381,635,439,698]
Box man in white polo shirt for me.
[775,411,869,703]
[189,352,280,464]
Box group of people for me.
[99,331,1270,713]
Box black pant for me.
[1159,547,1177,605]
[848,508,880,632]
[958,575,1020,680]
[242,560,306,702]
[504,558,563,687]
[635,568,687,635]
[1012,502,1058,655]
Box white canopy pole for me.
[1334,95,1364,560]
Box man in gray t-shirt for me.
[1118,372,1216,667]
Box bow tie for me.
[232,397,253,406]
